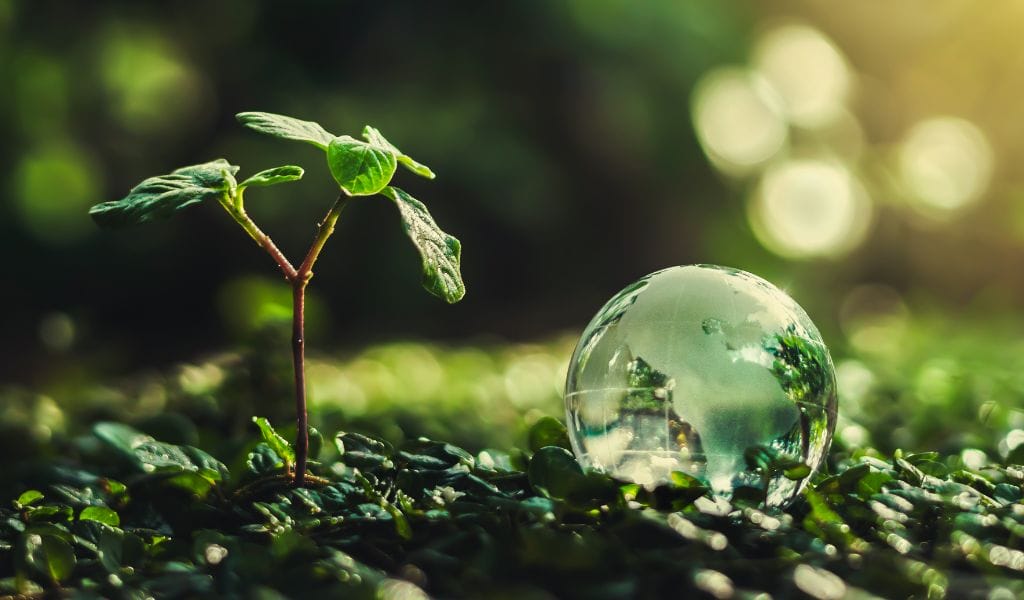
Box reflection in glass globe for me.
[565,265,837,507]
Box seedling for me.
[89,112,465,485]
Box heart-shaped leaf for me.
[89,159,238,227]
[236,111,335,150]
[381,186,465,303]
[326,136,397,196]
[363,126,435,179]
[239,165,304,189]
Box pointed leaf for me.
[363,126,435,179]
[239,165,304,189]
[381,186,465,303]
[89,159,238,227]
[252,416,296,465]
[327,136,397,195]
[236,111,335,150]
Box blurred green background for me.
[4,1,1024,460]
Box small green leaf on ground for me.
[528,446,583,499]
[16,490,44,508]
[21,533,76,583]
[784,463,812,481]
[308,426,324,460]
[94,422,156,458]
[239,165,304,189]
[236,112,335,150]
[335,432,394,471]
[89,159,239,227]
[381,186,465,303]
[326,136,397,195]
[79,506,120,527]
[528,417,571,452]
[362,126,435,179]
[253,416,296,465]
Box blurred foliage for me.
[10,310,1024,466]
[4,0,1023,393]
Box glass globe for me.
[565,265,837,507]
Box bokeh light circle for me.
[753,24,852,128]
[898,116,994,216]
[692,67,788,175]
[748,159,872,259]
[13,143,101,245]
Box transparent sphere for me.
[565,265,837,507]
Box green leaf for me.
[253,417,296,466]
[335,432,394,472]
[93,422,227,494]
[856,471,894,498]
[97,527,128,573]
[26,505,73,524]
[164,472,216,498]
[381,186,465,303]
[362,125,435,179]
[308,426,324,460]
[326,136,397,195]
[669,471,706,489]
[528,446,584,499]
[236,111,335,150]
[784,463,812,481]
[21,533,76,583]
[239,165,304,189]
[15,490,44,508]
[94,422,156,457]
[79,506,119,527]
[246,443,283,476]
[89,159,239,227]
[528,417,571,453]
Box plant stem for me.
[298,192,350,277]
[225,190,350,486]
[292,280,309,485]
[290,192,349,486]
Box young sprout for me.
[89,112,465,485]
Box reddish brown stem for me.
[292,280,309,485]
[227,190,349,487]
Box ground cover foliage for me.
[3,316,1024,599]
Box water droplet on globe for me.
[564,265,837,507]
